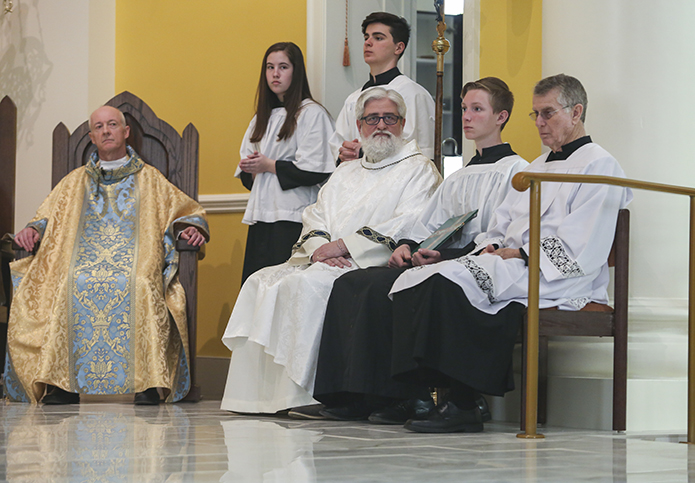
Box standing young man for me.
[329,12,435,164]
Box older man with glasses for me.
[385,74,633,433]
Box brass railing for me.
[511,171,695,442]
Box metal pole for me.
[431,0,450,174]
[518,180,544,439]
[689,196,695,443]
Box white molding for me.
[628,297,687,320]
[199,193,249,214]
[306,0,327,105]
[461,0,480,164]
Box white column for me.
[539,0,695,431]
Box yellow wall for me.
[115,0,307,357]
[479,0,542,162]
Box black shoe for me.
[368,398,435,425]
[134,388,160,405]
[288,404,327,420]
[42,386,80,405]
[476,394,492,422]
[319,401,379,421]
[404,401,484,433]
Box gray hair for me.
[88,106,127,130]
[355,87,407,121]
[534,74,588,123]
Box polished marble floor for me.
[1,399,694,482]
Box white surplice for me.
[221,140,442,413]
[407,151,528,247]
[390,142,633,314]
[236,100,335,225]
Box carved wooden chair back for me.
[0,95,17,370]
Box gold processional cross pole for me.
[432,0,450,174]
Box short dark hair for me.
[534,74,588,123]
[461,77,514,131]
[361,12,410,59]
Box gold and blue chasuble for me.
[5,148,209,403]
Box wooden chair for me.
[11,91,204,401]
[0,96,17,373]
[521,208,630,431]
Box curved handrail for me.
[512,171,695,442]
[512,172,695,197]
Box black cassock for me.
[313,261,524,405]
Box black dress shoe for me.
[42,387,80,405]
[404,401,483,433]
[368,398,435,425]
[476,394,492,422]
[319,401,379,421]
[134,388,160,405]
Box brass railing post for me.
[689,196,695,443]
[518,180,545,439]
[511,171,695,440]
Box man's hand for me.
[412,248,442,266]
[179,226,206,247]
[311,239,351,267]
[14,227,40,251]
[338,139,361,163]
[239,151,276,174]
[480,244,521,259]
[318,256,352,269]
[388,244,412,268]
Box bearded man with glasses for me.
[220,87,441,416]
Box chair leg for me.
[613,328,628,431]
[538,336,549,425]
[612,208,629,431]
[520,327,527,431]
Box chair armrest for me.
[176,239,205,260]
[5,235,38,260]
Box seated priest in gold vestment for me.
[5,106,209,405]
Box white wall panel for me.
[540,0,695,431]
[0,0,114,230]
[543,0,695,301]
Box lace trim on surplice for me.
[566,296,590,310]
[540,235,585,278]
[458,256,496,304]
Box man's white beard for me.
[361,130,405,162]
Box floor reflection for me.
[220,420,322,482]
[1,401,694,482]
[4,404,193,482]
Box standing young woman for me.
[237,42,335,283]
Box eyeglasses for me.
[528,106,571,121]
[360,114,402,126]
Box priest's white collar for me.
[99,154,129,171]
[360,139,421,170]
